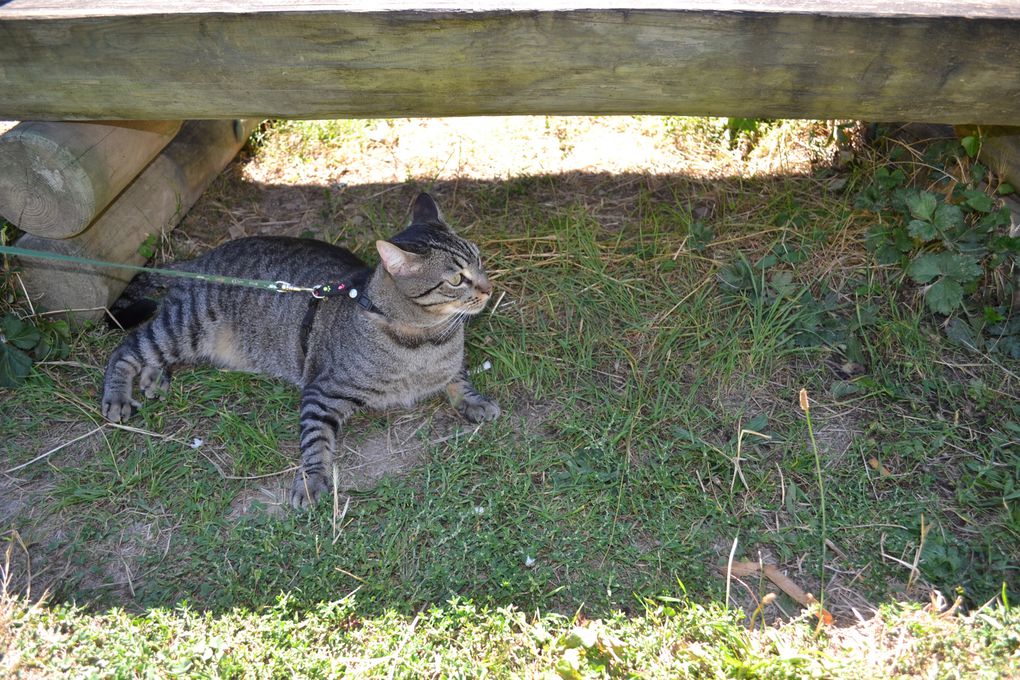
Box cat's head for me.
[375,193,492,318]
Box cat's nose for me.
[476,276,492,295]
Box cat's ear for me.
[411,192,445,226]
[376,240,422,277]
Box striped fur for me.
[101,193,500,509]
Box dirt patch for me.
[809,403,866,470]
[227,409,477,519]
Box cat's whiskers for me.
[424,310,465,342]
[434,312,465,342]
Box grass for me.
[2,117,1019,676]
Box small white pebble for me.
[190,437,204,449]
[473,506,486,515]
[482,360,492,371]
[524,555,537,568]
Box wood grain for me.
[15,120,257,320]
[4,2,1019,19]
[0,121,181,239]
[1,3,1017,123]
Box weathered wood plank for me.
[15,120,256,320]
[0,121,182,239]
[1,2,1018,123]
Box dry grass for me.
[247,116,840,186]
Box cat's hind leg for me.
[289,384,362,510]
[446,368,501,423]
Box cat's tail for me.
[107,271,166,330]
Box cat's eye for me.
[449,273,465,286]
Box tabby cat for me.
[101,193,500,509]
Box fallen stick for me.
[723,560,834,625]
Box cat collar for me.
[275,279,383,316]
[311,280,384,316]
[309,281,358,300]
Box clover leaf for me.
[905,191,937,222]
[924,278,964,315]
[908,219,938,242]
[906,253,983,315]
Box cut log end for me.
[0,120,181,239]
[0,132,95,237]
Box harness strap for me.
[299,271,383,362]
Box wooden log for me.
[1,2,1019,124]
[0,120,182,238]
[974,127,1020,191]
[14,119,257,321]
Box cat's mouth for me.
[464,293,491,314]
[427,295,490,318]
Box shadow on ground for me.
[2,154,1016,627]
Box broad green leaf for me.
[960,135,981,158]
[33,336,51,360]
[905,191,937,222]
[892,227,915,252]
[0,344,33,387]
[998,182,1015,196]
[875,167,906,190]
[933,203,964,231]
[990,235,1020,254]
[925,277,964,315]
[744,413,769,435]
[718,260,754,292]
[907,219,938,242]
[989,335,1020,359]
[984,306,1005,324]
[962,189,995,213]
[942,254,983,283]
[555,649,583,680]
[906,253,943,284]
[1,314,41,351]
[874,244,901,265]
[688,220,714,251]
[977,207,1011,232]
[945,318,982,350]
[769,270,795,296]
[831,380,862,399]
[137,233,159,259]
[970,162,987,185]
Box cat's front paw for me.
[455,393,501,424]
[101,395,141,423]
[289,470,331,510]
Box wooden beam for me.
[0,121,182,239]
[1,2,1018,124]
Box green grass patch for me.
[2,118,1018,674]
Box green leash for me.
[0,243,317,294]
